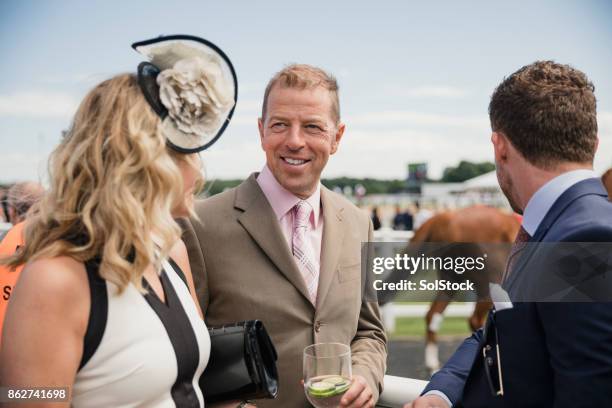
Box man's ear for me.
[330,123,346,155]
[491,131,508,163]
[258,117,265,146]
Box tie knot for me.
[293,201,312,228]
[515,225,531,245]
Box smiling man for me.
[180,65,387,407]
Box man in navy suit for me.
[407,61,612,408]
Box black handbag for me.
[200,320,279,403]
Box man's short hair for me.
[7,182,44,221]
[489,60,597,168]
[261,64,340,123]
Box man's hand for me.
[404,394,450,408]
[339,375,374,408]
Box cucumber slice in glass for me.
[310,388,338,398]
[308,381,336,397]
[308,377,352,398]
[334,382,351,394]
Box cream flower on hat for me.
[133,34,238,152]
[157,56,234,149]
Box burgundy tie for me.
[502,225,532,283]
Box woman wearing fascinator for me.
[0,35,251,408]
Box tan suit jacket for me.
[180,174,387,407]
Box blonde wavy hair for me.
[2,73,183,293]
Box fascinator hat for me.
[132,35,238,153]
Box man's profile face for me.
[492,132,522,214]
[496,164,521,214]
[259,84,344,198]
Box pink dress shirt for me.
[256,165,323,272]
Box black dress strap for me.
[78,258,108,370]
[167,257,189,290]
[142,268,201,407]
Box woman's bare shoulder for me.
[1,256,90,387]
[20,256,89,291]
[16,256,90,317]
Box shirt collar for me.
[256,165,321,228]
[522,169,598,236]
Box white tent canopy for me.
[462,170,500,191]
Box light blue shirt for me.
[425,169,597,407]
[522,169,598,235]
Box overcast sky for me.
[1,0,611,184]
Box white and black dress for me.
[72,257,210,407]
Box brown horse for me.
[411,205,520,372]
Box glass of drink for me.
[303,343,352,408]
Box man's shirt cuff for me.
[423,390,453,407]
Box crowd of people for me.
[369,202,436,232]
[0,34,611,408]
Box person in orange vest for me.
[0,182,44,346]
[0,221,25,346]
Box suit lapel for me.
[504,177,608,294]
[235,174,313,306]
[316,187,345,309]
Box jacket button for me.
[314,321,322,332]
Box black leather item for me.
[200,320,279,403]
[136,62,168,119]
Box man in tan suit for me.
[181,64,387,407]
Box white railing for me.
[377,375,428,407]
[373,228,414,243]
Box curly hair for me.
[489,61,597,168]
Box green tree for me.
[321,177,407,194]
[202,179,243,196]
[441,160,495,183]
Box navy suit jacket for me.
[423,178,612,407]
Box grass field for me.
[391,316,472,338]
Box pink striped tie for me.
[292,201,319,305]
